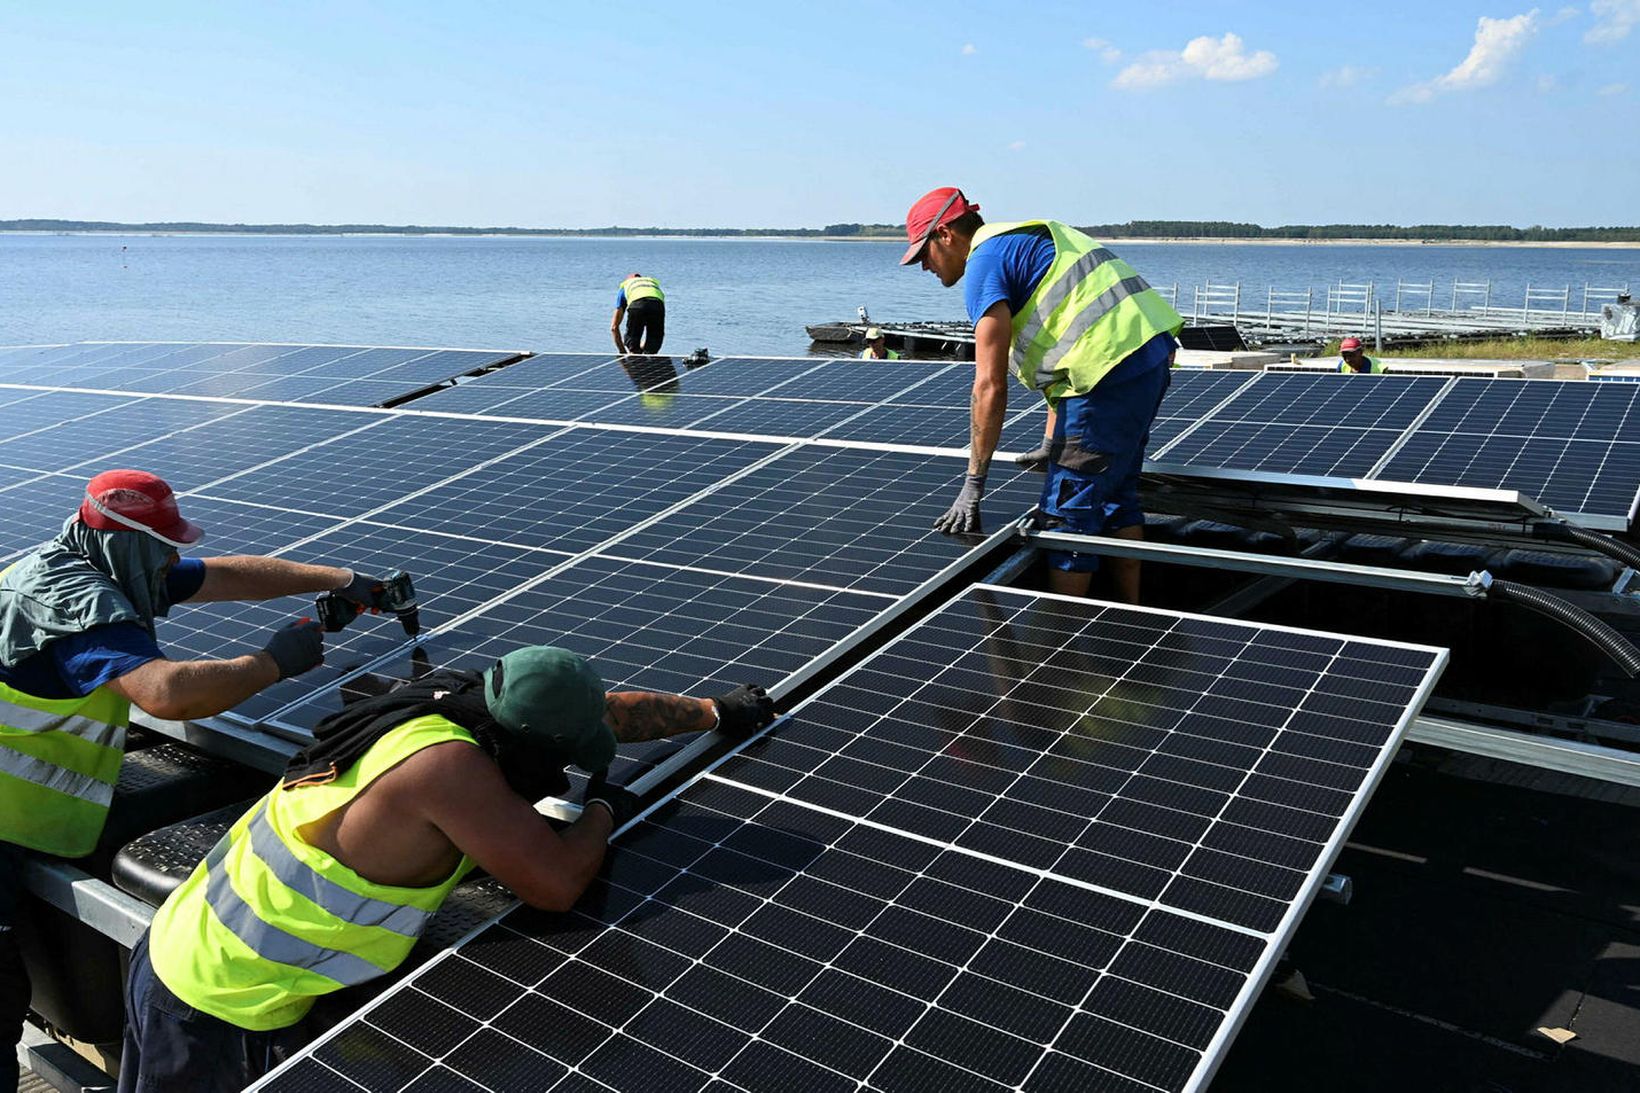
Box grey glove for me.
[933,473,986,535]
[335,569,387,611]
[713,684,775,739]
[583,769,641,831]
[263,620,325,679]
[1013,440,1060,473]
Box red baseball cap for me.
[900,186,980,266]
[1339,337,1364,352]
[78,470,205,548]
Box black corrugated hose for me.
[1488,579,1640,677]
[1536,521,1640,571]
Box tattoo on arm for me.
[968,388,993,477]
[604,692,715,743]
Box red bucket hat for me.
[900,186,980,266]
[79,469,205,549]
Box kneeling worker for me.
[119,646,775,1092]
[2,469,391,1090]
[611,272,666,355]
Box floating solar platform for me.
[252,586,1444,1093]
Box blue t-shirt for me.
[0,557,207,700]
[964,227,1056,325]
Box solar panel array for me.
[0,349,1043,745]
[0,342,524,407]
[1149,370,1640,526]
[252,586,1444,1093]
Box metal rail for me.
[1407,716,1640,787]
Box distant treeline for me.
[1077,220,1640,242]
[3,218,1637,242]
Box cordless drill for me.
[315,571,421,637]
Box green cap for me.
[482,646,614,772]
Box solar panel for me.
[816,405,1048,453]
[0,396,237,474]
[366,429,780,552]
[678,398,874,439]
[551,357,819,397]
[605,447,1038,597]
[0,343,524,406]
[195,415,559,519]
[427,354,622,393]
[162,522,566,727]
[265,554,888,749]
[0,390,141,444]
[0,474,87,561]
[765,359,958,404]
[1376,379,1640,523]
[253,587,1442,1093]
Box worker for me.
[900,186,1183,603]
[0,469,392,1091]
[1337,336,1385,373]
[118,646,776,1092]
[859,327,901,360]
[610,272,666,356]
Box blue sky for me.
[3,1,1636,228]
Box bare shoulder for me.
[381,740,504,802]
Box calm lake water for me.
[3,234,1636,357]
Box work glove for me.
[1012,440,1060,473]
[583,769,641,831]
[263,620,325,679]
[713,684,775,739]
[334,569,388,611]
[933,473,986,535]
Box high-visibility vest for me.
[970,220,1183,405]
[148,715,476,1031]
[621,276,664,304]
[1338,357,1385,374]
[0,679,129,857]
[859,348,901,359]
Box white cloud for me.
[1548,5,1581,23]
[1082,37,1123,63]
[1320,65,1377,88]
[1586,0,1640,41]
[1008,140,1027,151]
[1112,33,1278,90]
[1536,73,1560,91]
[1597,80,1630,94]
[1390,10,1540,103]
[961,43,977,55]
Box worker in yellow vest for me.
[900,187,1183,602]
[1337,336,1385,373]
[1,469,393,1090]
[118,646,774,1091]
[610,272,666,355]
[859,327,901,360]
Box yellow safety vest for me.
[970,220,1183,406]
[0,680,129,857]
[149,715,476,1030]
[621,276,664,304]
[1338,357,1385,374]
[859,348,902,360]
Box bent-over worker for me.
[1337,336,1384,374]
[900,186,1183,603]
[118,646,775,1092]
[611,272,666,355]
[859,327,901,360]
[1,469,394,1089]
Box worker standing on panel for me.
[1337,336,1385,373]
[859,327,901,360]
[0,469,394,1090]
[118,647,775,1092]
[611,272,666,355]
[900,187,1183,603]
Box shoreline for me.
[3,230,1639,249]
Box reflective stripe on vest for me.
[971,220,1183,403]
[149,714,475,1030]
[0,682,128,856]
[199,830,387,988]
[622,276,664,303]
